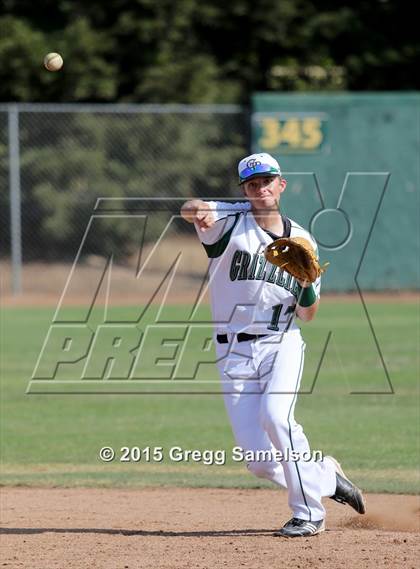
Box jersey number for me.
[268,303,295,331]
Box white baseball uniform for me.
[194,200,336,522]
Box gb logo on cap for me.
[246,159,261,170]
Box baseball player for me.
[181,153,365,537]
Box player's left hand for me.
[264,237,329,284]
[297,279,310,288]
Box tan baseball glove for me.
[264,237,329,283]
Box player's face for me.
[242,175,286,210]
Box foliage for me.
[14,110,246,258]
[0,1,418,104]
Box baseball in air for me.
[43,52,63,72]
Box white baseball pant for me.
[215,329,336,521]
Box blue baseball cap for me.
[238,153,282,184]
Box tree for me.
[1,0,418,104]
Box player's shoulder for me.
[288,218,318,253]
[288,218,309,236]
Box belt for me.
[216,333,268,344]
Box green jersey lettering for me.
[238,251,251,280]
[230,250,242,281]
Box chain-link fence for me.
[0,103,248,299]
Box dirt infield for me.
[1,488,419,569]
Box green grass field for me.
[1,301,419,493]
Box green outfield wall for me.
[252,93,420,291]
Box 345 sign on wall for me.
[253,113,328,154]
